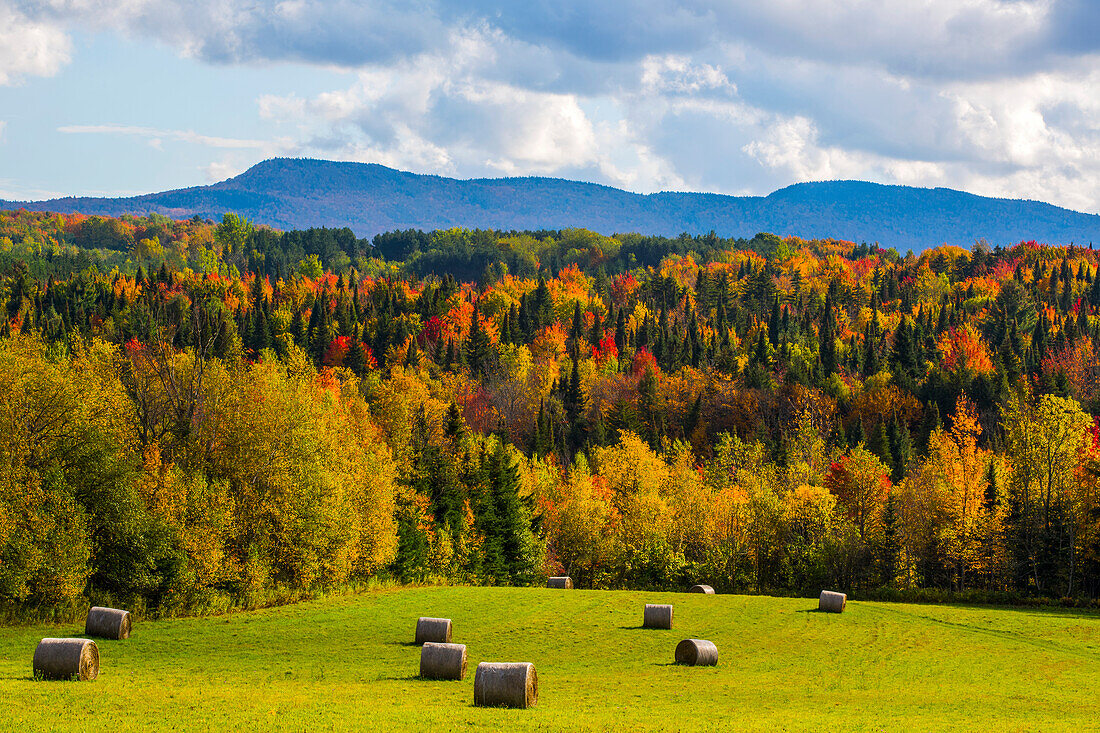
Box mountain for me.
[4,158,1099,251]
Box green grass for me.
[2,587,1099,731]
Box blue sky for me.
[1,1,1099,213]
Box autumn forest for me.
[2,209,1100,617]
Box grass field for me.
[2,587,1099,731]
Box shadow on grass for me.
[618,625,675,630]
[795,608,824,613]
[386,641,422,647]
[375,673,424,682]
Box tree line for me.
[2,209,1100,615]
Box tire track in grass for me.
[862,603,1100,661]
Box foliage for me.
[4,210,1100,604]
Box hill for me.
[2,586,1097,731]
[4,158,1099,250]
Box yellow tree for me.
[921,396,994,590]
[1002,392,1092,595]
[824,445,890,544]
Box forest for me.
[2,208,1100,616]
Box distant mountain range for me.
[4,158,1099,251]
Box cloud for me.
[0,4,71,84]
[26,0,447,67]
[257,27,686,191]
[7,0,1100,213]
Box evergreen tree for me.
[488,444,536,584]
[868,419,893,469]
[465,300,491,376]
[532,276,553,329]
[863,322,880,375]
[445,401,465,446]
[848,418,866,448]
[768,296,781,345]
[563,354,587,454]
[820,294,838,376]
[878,491,901,587]
[615,307,627,351]
[637,366,663,449]
[569,301,585,355]
[889,415,911,483]
[345,339,368,377]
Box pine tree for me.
[445,401,465,446]
[868,419,893,469]
[920,401,942,450]
[820,293,838,376]
[889,415,911,483]
[768,296,781,345]
[465,300,491,376]
[878,491,901,587]
[637,366,663,449]
[444,339,456,371]
[532,276,553,329]
[848,418,866,448]
[569,301,585,355]
[488,444,536,584]
[563,354,587,454]
[615,307,627,352]
[863,322,880,375]
[589,308,602,348]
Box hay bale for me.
[688,584,715,594]
[415,617,453,644]
[643,603,673,629]
[819,590,847,613]
[419,642,467,681]
[33,638,99,681]
[473,662,537,708]
[85,607,131,640]
[547,576,573,589]
[675,639,718,667]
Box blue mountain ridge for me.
[4,158,1099,251]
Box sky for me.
[1,1,1099,213]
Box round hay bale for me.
[547,576,573,589]
[419,642,467,681]
[33,638,99,681]
[643,603,673,629]
[688,584,715,594]
[675,639,718,667]
[473,662,537,708]
[415,617,452,644]
[819,590,847,613]
[85,607,131,640]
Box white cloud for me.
[0,4,71,84]
[641,55,735,97]
[257,27,685,191]
[203,159,248,182]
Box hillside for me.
[3,158,1099,250]
[2,587,1097,731]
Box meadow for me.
[1,587,1098,731]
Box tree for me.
[1002,392,1091,595]
[824,446,891,544]
[465,300,491,377]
